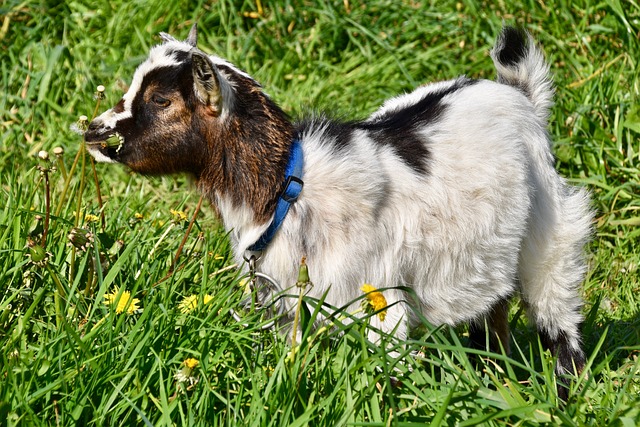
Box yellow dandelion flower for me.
[361,284,388,321]
[239,278,252,296]
[170,209,188,222]
[203,294,213,305]
[178,295,198,314]
[85,214,100,223]
[184,358,199,369]
[104,286,140,314]
[134,212,144,220]
[175,358,199,387]
[263,365,274,376]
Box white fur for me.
[492,31,554,122]
[214,193,270,255]
[85,147,117,163]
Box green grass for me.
[1,0,639,425]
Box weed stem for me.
[170,195,204,274]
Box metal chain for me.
[231,254,283,330]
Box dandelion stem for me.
[56,156,68,180]
[83,261,95,298]
[46,265,66,329]
[169,195,204,274]
[54,145,83,217]
[291,258,311,351]
[92,95,102,120]
[53,147,67,180]
[291,287,305,350]
[41,167,51,247]
[75,145,87,228]
[90,156,106,230]
[69,145,88,283]
[69,248,77,284]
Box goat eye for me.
[152,95,171,107]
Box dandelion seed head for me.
[38,150,49,160]
[71,115,89,135]
[174,370,189,383]
[69,123,85,135]
[94,85,106,100]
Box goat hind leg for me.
[519,188,590,401]
[469,297,511,355]
[521,263,586,402]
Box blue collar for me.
[247,139,304,252]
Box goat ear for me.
[186,24,197,47]
[191,51,222,113]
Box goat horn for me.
[186,23,198,47]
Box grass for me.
[1,0,639,425]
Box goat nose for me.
[84,119,110,142]
[87,121,102,132]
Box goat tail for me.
[491,26,554,122]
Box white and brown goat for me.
[85,24,592,397]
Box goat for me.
[84,24,592,399]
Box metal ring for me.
[243,253,262,271]
[229,271,284,330]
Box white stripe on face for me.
[86,145,118,163]
[92,39,253,132]
[94,41,190,130]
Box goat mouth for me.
[84,132,125,153]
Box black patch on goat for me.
[168,49,190,64]
[496,27,528,67]
[355,77,478,173]
[494,27,533,101]
[294,116,355,152]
